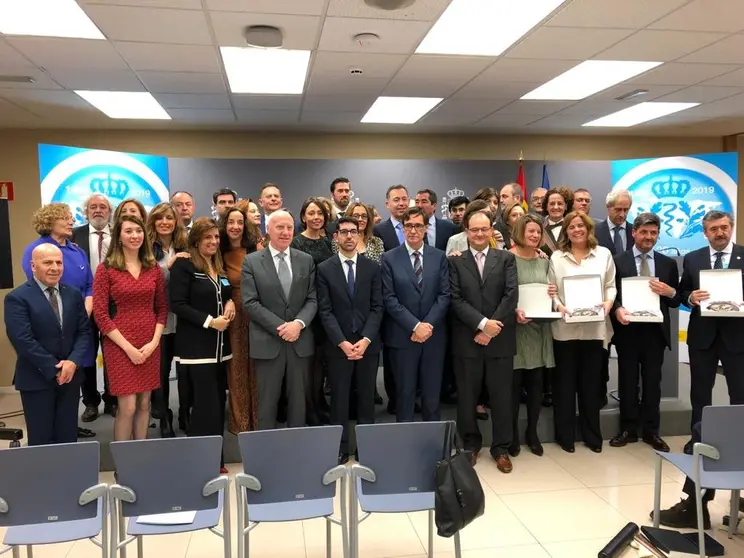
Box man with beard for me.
[330,177,351,217]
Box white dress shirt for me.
[427,216,437,247]
[710,241,733,268]
[469,246,492,332]
[546,219,562,241]
[88,224,111,276]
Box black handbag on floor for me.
[434,421,485,537]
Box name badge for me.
[220,278,230,287]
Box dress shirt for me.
[333,203,347,217]
[34,277,62,326]
[709,241,733,269]
[632,245,656,277]
[338,252,372,344]
[546,219,562,241]
[549,246,617,344]
[426,216,437,247]
[88,224,111,276]
[446,231,468,255]
[469,246,492,333]
[609,219,628,251]
[267,243,305,329]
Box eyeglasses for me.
[467,227,491,235]
[337,229,359,237]
[403,224,426,231]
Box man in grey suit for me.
[241,210,318,429]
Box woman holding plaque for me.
[549,211,616,453]
[509,215,556,457]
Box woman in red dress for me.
[93,215,168,442]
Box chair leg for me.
[694,480,706,558]
[730,490,740,539]
[326,518,332,558]
[118,508,127,558]
[454,531,462,558]
[427,510,434,558]
[339,477,350,558]
[653,456,662,528]
[236,487,245,558]
[222,486,232,558]
[25,546,32,558]
[10,547,19,558]
[136,536,143,558]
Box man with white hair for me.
[596,189,634,256]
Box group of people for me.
[4,177,742,500]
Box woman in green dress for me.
[509,214,557,457]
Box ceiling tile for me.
[306,52,404,95]
[81,0,202,7]
[167,108,237,122]
[116,43,221,72]
[0,40,36,73]
[85,5,213,44]
[138,71,227,93]
[419,99,509,126]
[210,12,321,49]
[231,95,302,111]
[677,35,744,64]
[526,114,591,129]
[454,80,544,100]
[0,89,99,116]
[552,100,641,117]
[236,109,300,123]
[702,68,744,86]
[327,0,450,21]
[650,0,744,33]
[505,27,634,60]
[474,113,545,128]
[6,37,128,70]
[625,63,740,86]
[49,69,145,91]
[588,83,684,101]
[546,0,688,29]
[655,85,744,103]
[383,55,494,97]
[678,92,744,116]
[303,95,377,111]
[495,100,576,115]
[594,30,728,62]
[300,111,363,125]
[318,17,431,54]
[476,58,577,83]
[0,69,63,90]
[205,0,326,15]
[154,93,231,109]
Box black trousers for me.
[682,422,716,502]
[688,334,744,430]
[553,340,604,449]
[390,344,444,422]
[150,334,175,419]
[80,317,115,408]
[305,343,330,425]
[455,355,513,457]
[329,350,378,455]
[600,344,611,399]
[382,347,395,408]
[186,362,227,467]
[512,367,543,445]
[616,327,665,436]
[176,362,194,422]
[21,383,79,446]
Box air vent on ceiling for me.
[364,0,416,10]
[0,75,35,84]
[243,25,283,48]
[615,89,649,101]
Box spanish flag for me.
[516,151,528,210]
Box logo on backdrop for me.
[441,186,465,220]
[612,154,737,256]
[38,144,170,226]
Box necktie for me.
[476,251,485,279]
[47,287,61,326]
[95,231,104,262]
[277,252,291,298]
[613,225,625,254]
[346,260,357,332]
[395,222,405,245]
[714,252,724,269]
[639,253,650,277]
[413,251,422,287]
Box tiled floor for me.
[0,393,742,558]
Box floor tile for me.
[544,444,660,487]
[476,450,583,495]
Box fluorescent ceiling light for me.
[75,91,171,120]
[416,0,567,56]
[361,97,443,124]
[220,47,311,94]
[583,102,699,127]
[521,60,662,101]
[0,0,105,40]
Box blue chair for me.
[652,405,744,558]
[109,436,230,558]
[349,422,463,558]
[235,426,348,558]
[0,441,108,557]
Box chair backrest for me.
[701,405,744,472]
[355,422,448,496]
[0,441,100,526]
[238,426,342,505]
[110,436,222,517]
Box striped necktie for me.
[412,251,422,286]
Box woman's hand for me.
[167,252,191,269]
[516,309,532,325]
[210,316,230,331]
[601,300,614,316]
[224,300,236,321]
[557,304,571,320]
[125,344,146,365]
[547,283,558,298]
[140,340,159,360]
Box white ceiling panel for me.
[81,0,202,8]
[476,58,577,84]
[625,63,740,86]
[655,85,744,103]
[167,108,237,122]
[300,111,363,125]
[678,35,744,64]
[236,109,300,123]
[526,114,592,129]
[327,0,450,22]
[0,69,63,90]
[494,100,576,115]
[49,69,145,91]
[116,43,222,72]
[0,89,99,115]
[154,93,231,109]
[306,74,390,96]
[588,83,684,101]
[474,113,545,128]
[546,0,688,29]
[454,80,544,100]
[6,38,128,70]
[138,71,227,93]
[650,0,744,33]
[311,51,406,78]
[383,55,493,97]
[684,92,744,116]
[302,94,377,111]
[0,40,36,73]
[552,100,641,117]
[594,30,728,62]
[206,0,326,15]
[504,27,634,60]
[318,18,431,54]
[232,95,302,111]
[210,12,321,49]
[702,68,744,87]
[419,99,510,126]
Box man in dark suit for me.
[609,213,680,452]
[257,182,284,236]
[679,209,744,454]
[414,189,459,251]
[242,210,318,430]
[449,211,518,472]
[4,244,91,446]
[317,216,384,463]
[381,206,450,423]
[71,193,116,423]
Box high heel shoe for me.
[160,409,176,438]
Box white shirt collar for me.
[339,252,358,266]
[632,245,654,260]
[405,242,424,256]
[469,245,489,258]
[268,244,289,259]
[710,241,733,256]
[333,203,347,215]
[608,218,625,230]
[34,277,58,293]
[90,224,110,235]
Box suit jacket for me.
[241,246,317,359]
[596,219,634,256]
[316,255,384,357]
[380,244,451,349]
[374,218,402,252]
[4,280,90,391]
[71,224,91,257]
[611,249,681,349]
[448,249,518,358]
[679,244,744,353]
[432,217,458,252]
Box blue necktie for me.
[346,260,357,332]
[714,252,724,269]
[613,225,624,254]
[395,222,405,245]
[413,251,422,287]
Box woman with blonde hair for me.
[501,202,526,249]
[113,198,148,223]
[332,201,384,264]
[93,215,168,442]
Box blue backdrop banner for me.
[38,144,170,226]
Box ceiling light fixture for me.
[615,89,650,101]
[0,75,35,84]
[583,102,699,127]
[416,0,568,57]
[521,60,662,101]
[75,91,171,120]
[220,47,311,95]
[361,96,443,124]
[0,0,105,40]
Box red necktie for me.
[96,231,104,261]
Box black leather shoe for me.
[723,514,741,528]
[541,392,553,407]
[104,403,117,417]
[650,498,710,530]
[386,401,396,415]
[160,410,175,438]
[609,431,638,448]
[643,434,670,452]
[683,439,694,455]
[529,441,544,457]
[77,426,96,438]
[508,444,521,457]
[587,444,602,453]
[374,391,383,405]
[81,405,99,423]
[560,443,575,453]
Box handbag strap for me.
[442,420,463,459]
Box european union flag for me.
[542,164,551,190]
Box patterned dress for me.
[331,235,384,265]
[514,255,555,371]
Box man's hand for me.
[649,279,674,297]
[474,332,492,346]
[339,341,358,360]
[516,309,532,325]
[351,338,370,358]
[412,322,433,343]
[278,321,302,342]
[139,340,158,360]
[689,290,710,306]
[615,307,631,326]
[448,250,463,257]
[56,360,77,384]
[483,319,503,337]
